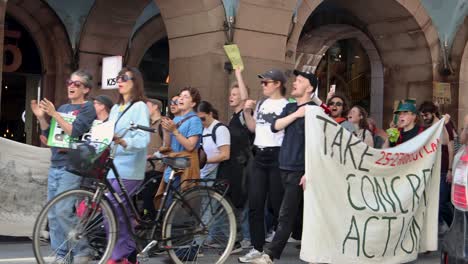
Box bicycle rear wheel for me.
[162,187,236,264]
[32,189,118,264]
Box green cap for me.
[394,102,417,114]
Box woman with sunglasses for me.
[168,95,181,119]
[239,69,289,263]
[106,67,150,264]
[327,93,355,133]
[31,70,97,263]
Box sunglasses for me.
[116,74,134,83]
[200,117,206,122]
[66,79,84,87]
[260,80,276,86]
[170,100,178,105]
[328,101,343,107]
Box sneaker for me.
[238,248,262,263]
[252,254,273,264]
[240,239,253,249]
[265,231,275,243]
[230,242,243,255]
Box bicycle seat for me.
[162,157,191,169]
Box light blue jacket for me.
[107,101,150,180]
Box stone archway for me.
[290,0,440,127]
[297,24,384,126]
[289,0,440,69]
[6,0,73,104]
[78,0,149,101]
[126,15,167,67]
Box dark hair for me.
[328,94,350,117]
[419,101,438,115]
[351,105,370,131]
[179,87,201,110]
[117,67,146,104]
[280,83,286,96]
[197,101,219,119]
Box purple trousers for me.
[106,178,142,260]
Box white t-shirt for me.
[200,120,231,178]
[253,98,289,147]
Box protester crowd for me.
[30,65,468,264]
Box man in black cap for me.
[251,70,319,264]
[93,95,113,121]
[239,69,289,263]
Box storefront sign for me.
[101,56,122,89]
[433,82,451,105]
[301,106,442,264]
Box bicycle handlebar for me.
[134,124,158,133]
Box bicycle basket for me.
[67,141,110,180]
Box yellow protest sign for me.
[433,82,451,105]
[223,44,244,70]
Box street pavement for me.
[0,237,440,264]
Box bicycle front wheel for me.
[162,187,236,264]
[32,189,118,264]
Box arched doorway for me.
[139,37,170,113]
[297,24,384,124]
[292,0,438,128]
[1,15,41,144]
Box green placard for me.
[47,113,102,148]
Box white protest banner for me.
[301,106,442,264]
[102,55,122,89]
[0,138,50,237]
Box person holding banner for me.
[238,69,289,263]
[30,70,96,264]
[106,67,150,264]
[250,70,319,264]
[419,101,454,231]
[383,103,424,148]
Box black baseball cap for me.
[257,69,287,84]
[293,70,318,88]
[93,95,114,111]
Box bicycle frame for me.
[84,124,232,255]
[93,153,216,254]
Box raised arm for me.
[235,67,249,101]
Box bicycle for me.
[32,122,237,263]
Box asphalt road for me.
[0,237,440,264]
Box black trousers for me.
[439,172,454,226]
[265,170,304,260]
[248,147,284,252]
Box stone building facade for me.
[0,0,466,145]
